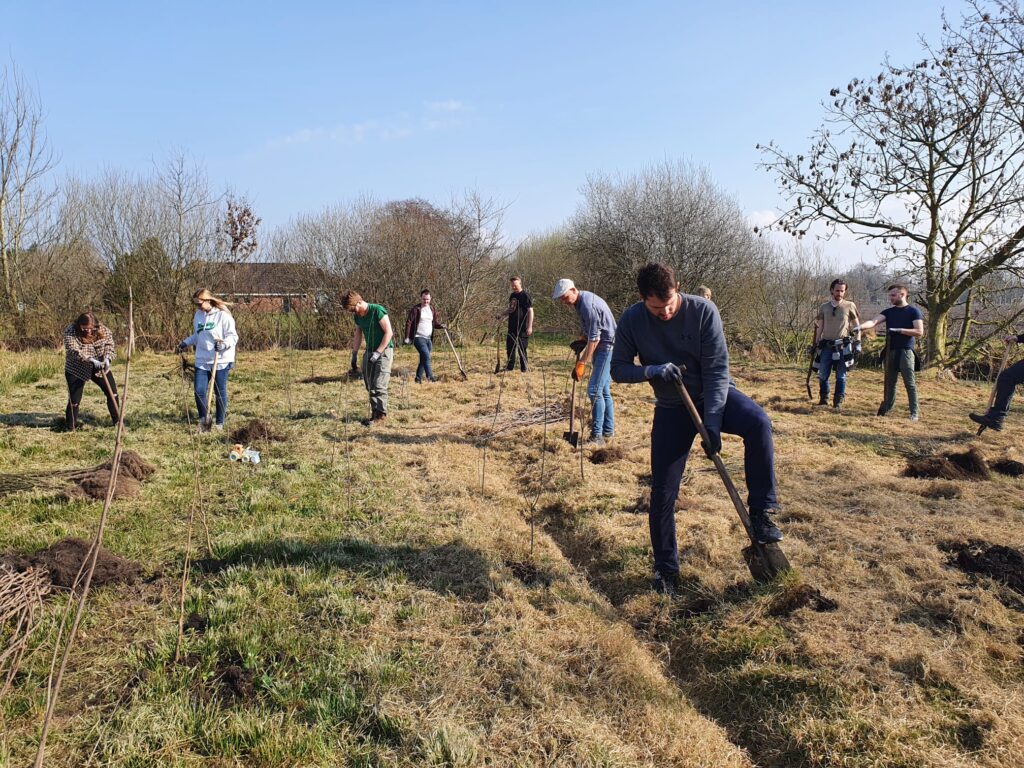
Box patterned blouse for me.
[63,323,116,382]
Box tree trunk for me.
[927,308,949,366]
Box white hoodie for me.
[182,308,238,370]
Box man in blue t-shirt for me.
[611,262,782,597]
[854,283,924,421]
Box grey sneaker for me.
[909,414,919,422]
[214,423,224,431]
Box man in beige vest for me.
[813,279,861,410]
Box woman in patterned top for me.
[62,312,119,430]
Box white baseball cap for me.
[551,278,575,299]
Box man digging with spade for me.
[552,278,616,445]
[342,290,394,426]
[611,262,783,596]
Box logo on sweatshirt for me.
[196,321,215,332]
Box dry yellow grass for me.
[1,341,1022,766]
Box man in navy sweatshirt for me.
[611,262,783,596]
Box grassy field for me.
[1,339,1022,767]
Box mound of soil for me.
[905,447,990,481]
[1,537,143,589]
[68,469,142,500]
[215,655,255,700]
[590,445,625,465]
[100,450,156,481]
[991,458,1024,477]
[942,540,1024,596]
[506,558,552,587]
[230,419,286,444]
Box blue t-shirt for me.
[575,290,616,347]
[881,305,923,350]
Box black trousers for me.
[66,371,119,429]
[505,330,529,371]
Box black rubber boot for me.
[969,411,1004,431]
[832,393,844,411]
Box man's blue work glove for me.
[702,426,722,458]
[643,363,683,384]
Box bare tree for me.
[759,7,1024,365]
[0,61,56,313]
[568,160,755,317]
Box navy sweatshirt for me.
[610,294,730,432]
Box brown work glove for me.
[572,360,586,381]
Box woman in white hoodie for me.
[177,288,239,431]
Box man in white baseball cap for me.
[553,278,617,444]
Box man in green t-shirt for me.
[342,290,394,425]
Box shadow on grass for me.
[192,535,494,602]
[537,500,837,768]
[0,411,64,429]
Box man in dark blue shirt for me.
[854,283,924,421]
[611,262,782,596]
[970,331,1024,432]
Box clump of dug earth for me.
[1,537,143,589]
[230,419,286,444]
[62,450,156,500]
[904,447,990,481]
[941,539,1024,600]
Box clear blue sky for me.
[8,0,953,263]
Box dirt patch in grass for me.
[589,445,625,464]
[183,612,208,634]
[217,660,256,700]
[990,458,1024,477]
[63,470,142,500]
[905,447,990,481]
[100,450,156,481]
[942,540,1024,596]
[769,583,839,616]
[506,558,552,587]
[299,374,346,385]
[1,537,143,589]
[918,481,962,500]
[230,418,286,444]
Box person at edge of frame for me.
[813,278,861,410]
[342,289,394,426]
[552,278,616,445]
[62,311,120,430]
[404,289,446,384]
[610,261,783,597]
[853,283,924,422]
[969,331,1024,432]
[496,276,533,372]
[177,289,238,432]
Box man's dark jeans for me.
[505,330,528,372]
[649,388,777,577]
[991,359,1024,420]
[413,336,434,382]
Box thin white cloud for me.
[264,100,472,149]
[426,99,469,113]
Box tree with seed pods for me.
[759,4,1024,366]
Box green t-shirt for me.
[355,304,393,351]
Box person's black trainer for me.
[750,510,783,544]
[969,412,1004,431]
[651,571,680,597]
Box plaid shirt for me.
[63,323,116,382]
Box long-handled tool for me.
[805,341,816,399]
[977,341,1013,435]
[203,344,222,430]
[672,378,791,583]
[96,365,121,423]
[442,327,468,380]
[494,327,504,375]
[563,349,582,448]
